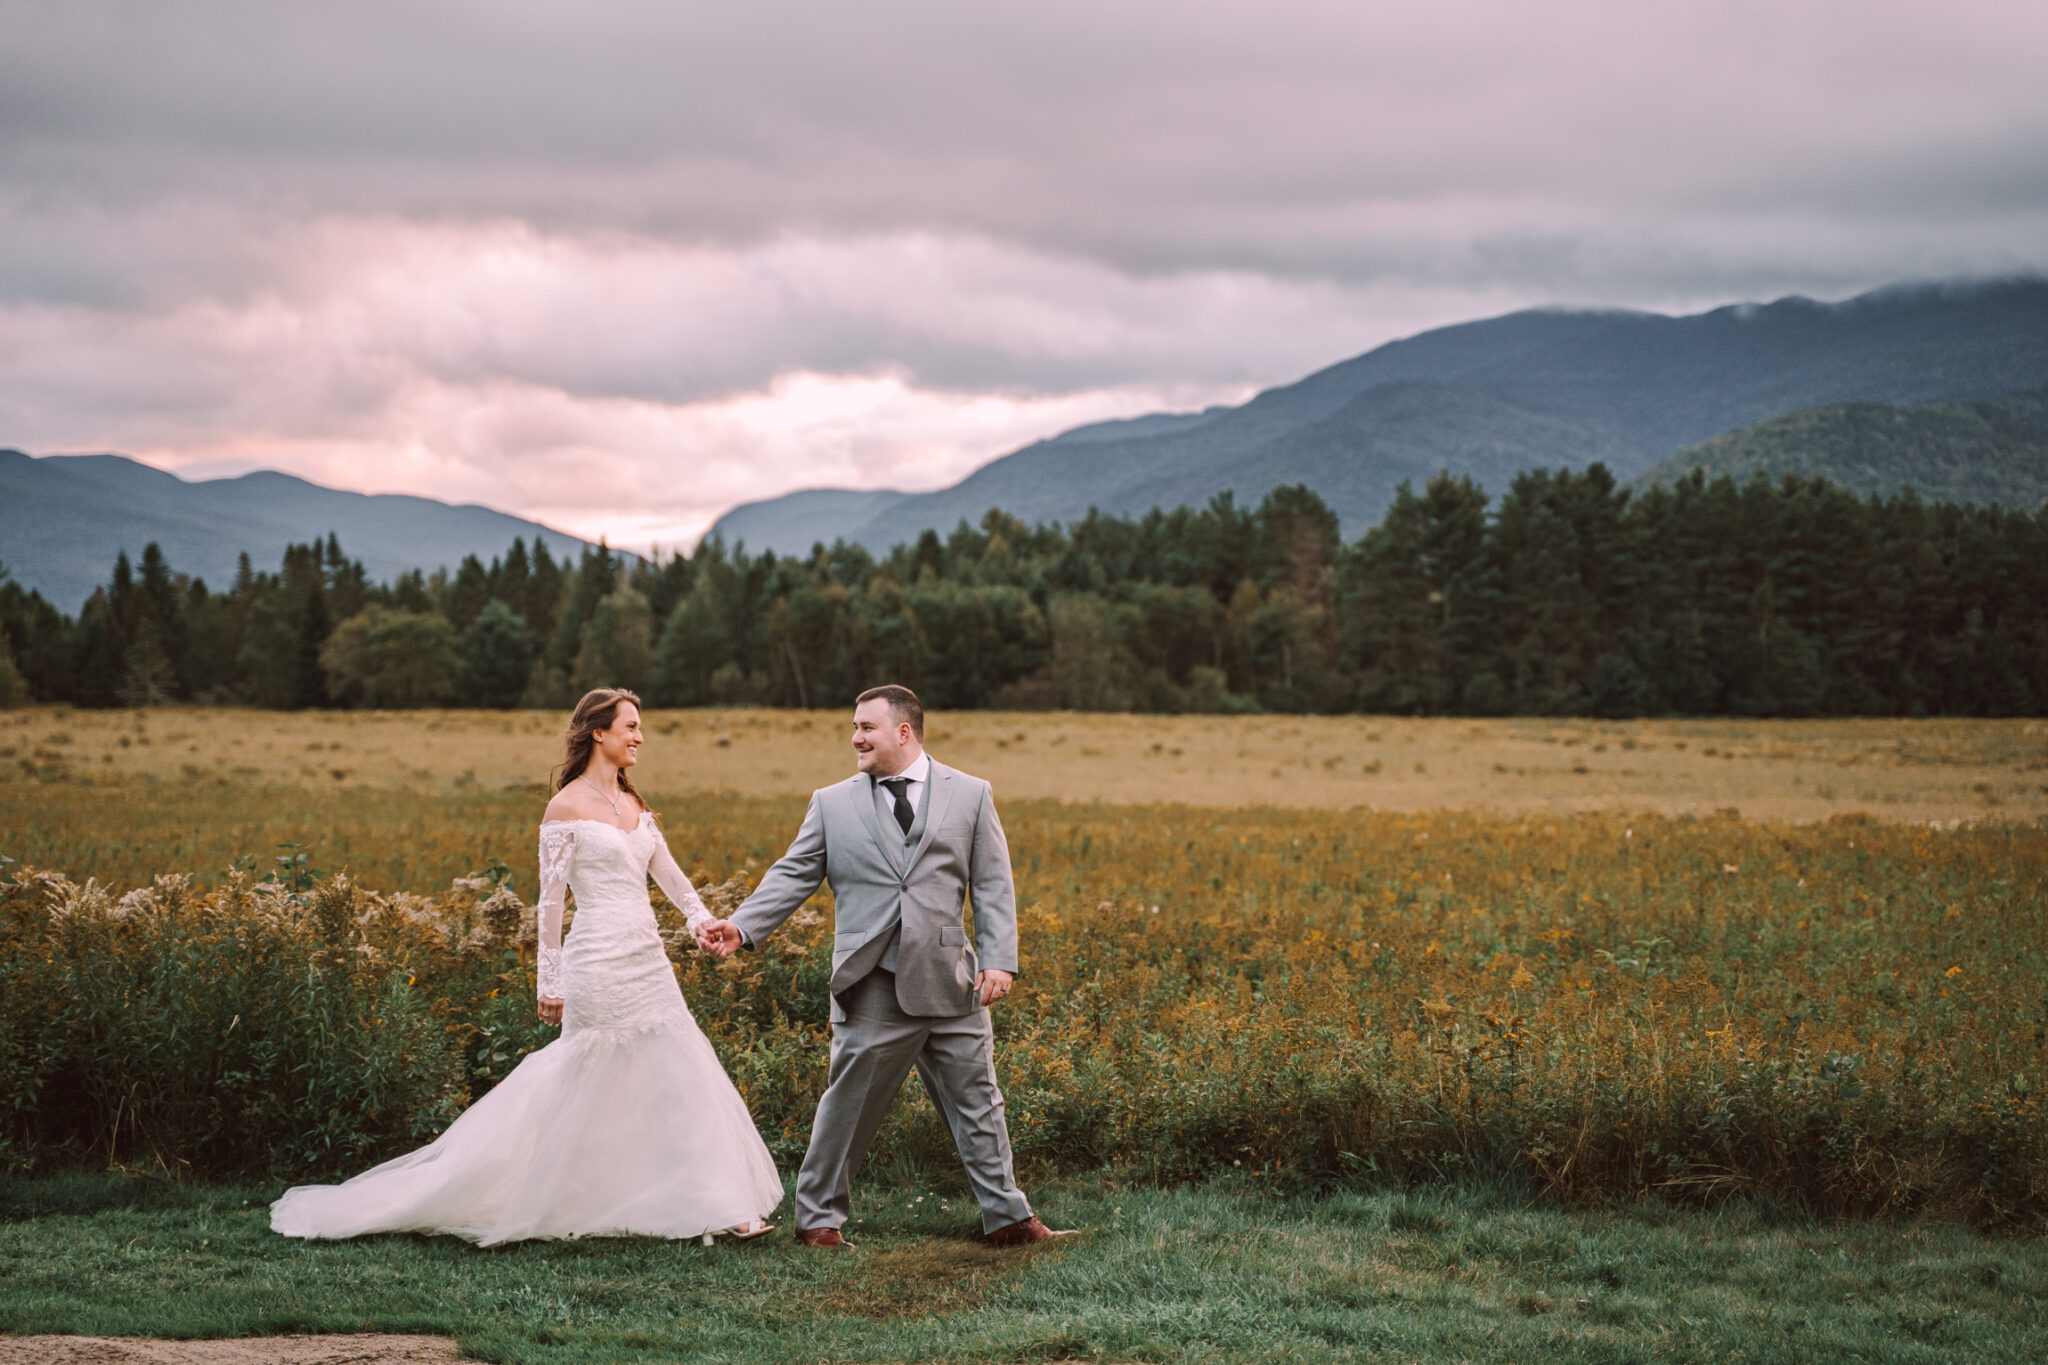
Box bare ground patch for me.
[0,1337,458,1365]
[804,1235,1069,1320]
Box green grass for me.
[2,1172,2042,1363]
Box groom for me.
[697,685,1072,1248]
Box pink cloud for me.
[0,0,2041,549]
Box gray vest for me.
[852,771,932,979]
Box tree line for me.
[1,465,2042,717]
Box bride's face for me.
[593,703,643,769]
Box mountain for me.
[0,452,600,611]
[711,277,2048,554]
[711,487,912,555]
[1631,392,2048,509]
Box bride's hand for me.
[538,996,564,1025]
[696,920,743,958]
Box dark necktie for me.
[880,776,914,835]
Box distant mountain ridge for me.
[1631,391,2048,509]
[0,452,600,611]
[712,277,2048,554]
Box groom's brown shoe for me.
[795,1225,850,1249]
[985,1216,1079,1247]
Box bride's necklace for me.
[579,774,624,817]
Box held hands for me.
[537,996,563,1026]
[687,921,1002,1002]
[695,919,744,959]
[977,968,1013,1007]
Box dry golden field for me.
[3,702,2044,1226]
[5,705,2046,825]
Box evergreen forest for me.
[1,465,2042,718]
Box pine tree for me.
[71,551,135,707]
[445,555,493,632]
[525,541,564,641]
[457,600,539,708]
[497,539,533,625]
[21,468,2048,719]
[120,543,183,705]
[1340,475,1497,713]
[0,560,72,702]
[548,544,615,673]
[1490,466,1629,712]
[277,542,332,710]
[323,533,370,623]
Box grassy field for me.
[3,1171,2044,1364]
[2,705,2044,1361]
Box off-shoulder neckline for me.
[539,812,655,834]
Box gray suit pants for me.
[795,969,1033,1233]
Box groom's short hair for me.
[855,684,924,740]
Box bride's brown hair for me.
[554,688,645,803]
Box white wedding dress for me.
[271,812,784,1245]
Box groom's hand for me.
[976,969,1013,1007]
[697,919,744,958]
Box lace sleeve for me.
[536,824,575,1001]
[648,826,713,932]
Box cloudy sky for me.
[3,0,2044,550]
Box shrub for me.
[320,607,461,708]
[0,644,28,709]
[0,866,527,1177]
[3,796,2042,1226]
[573,590,655,696]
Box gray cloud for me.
[8,1,2043,283]
[1,0,2043,546]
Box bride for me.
[271,687,784,1245]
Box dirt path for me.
[0,1338,459,1364]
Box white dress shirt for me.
[871,751,930,837]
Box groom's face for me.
[851,699,915,777]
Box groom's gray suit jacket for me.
[731,759,1017,1022]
